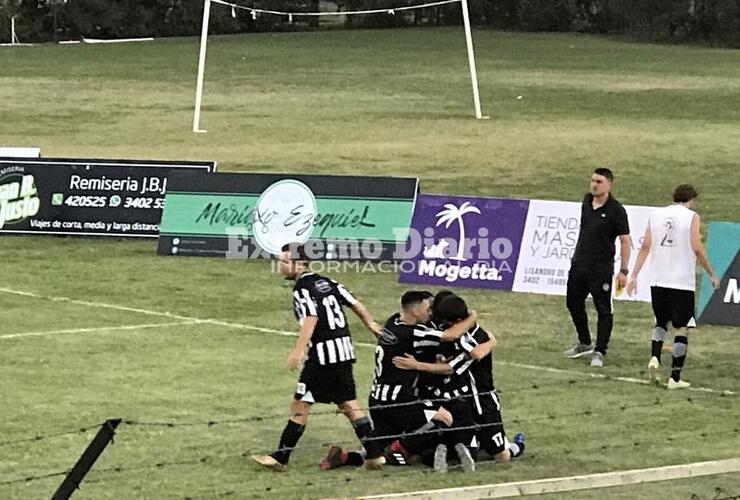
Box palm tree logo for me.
[435,202,481,261]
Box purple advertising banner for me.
[398,194,530,290]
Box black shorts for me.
[472,391,507,456]
[369,399,437,448]
[651,287,696,330]
[294,362,356,405]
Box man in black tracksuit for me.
[564,168,631,367]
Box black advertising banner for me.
[157,171,418,259]
[0,157,216,238]
[699,250,740,326]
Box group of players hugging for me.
[251,244,524,473]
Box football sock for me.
[671,335,688,382]
[508,442,524,458]
[271,419,305,465]
[651,326,667,361]
[345,451,365,466]
[352,416,383,458]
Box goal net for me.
[192,0,487,132]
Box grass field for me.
[1,27,739,499]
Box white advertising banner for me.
[0,147,41,158]
[512,199,655,302]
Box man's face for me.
[410,299,432,324]
[278,250,298,279]
[590,174,611,197]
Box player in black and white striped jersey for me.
[252,244,385,471]
[394,292,525,470]
[319,290,476,470]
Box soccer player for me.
[626,185,721,389]
[564,168,631,367]
[395,293,524,470]
[251,244,384,471]
[319,290,476,470]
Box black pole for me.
[51,419,122,500]
[52,1,58,42]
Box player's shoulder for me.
[470,323,489,341]
[295,273,333,293]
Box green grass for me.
[0,28,739,499]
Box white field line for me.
[0,287,735,396]
[0,321,196,340]
[354,457,740,500]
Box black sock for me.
[671,335,688,382]
[271,419,305,465]
[651,340,664,360]
[651,326,667,361]
[402,420,446,455]
[346,451,365,466]
[352,416,382,458]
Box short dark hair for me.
[401,290,432,309]
[673,184,698,203]
[433,295,469,324]
[281,243,310,262]
[433,290,455,306]
[593,167,614,182]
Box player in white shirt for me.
[627,185,720,389]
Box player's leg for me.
[322,403,394,470]
[337,399,385,467]
[391,405,453,460]
[383,403,455,472]
[589,272,614,366]
[441,399,476,472]
[668,290,695,389]
[252,395,313,471]
[477,392,524,462]
[649,286,671,381]
[565,268,594,357]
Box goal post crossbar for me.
[211,0,460,17]
[192,0,486,133]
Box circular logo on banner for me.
[253,179,317,255]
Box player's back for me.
[466,324,494,393]
[370,313,434,402]
[292,272,357,367]
[648,204,696,291]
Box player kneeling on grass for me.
[320,290,476,470]
[394,293,525,471]
[251,244,385,471]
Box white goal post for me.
[192,0,487,133]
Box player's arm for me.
[439,311,478,342]
[469,331,496,361]
[351,301,382,338]
[616,206,632,288]
[288,316,317,370]
[334,280,382,337]
[392,354,453,375]
[690,214,721,289]
[627,225,652,296]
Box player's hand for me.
[616,272,628,291]
[392,354,418,371]
[287,348,304,371]
[710,275,721,290]
[626,278,637,297]
[369,321,382,337]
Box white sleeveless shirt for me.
[648,204,697,291]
